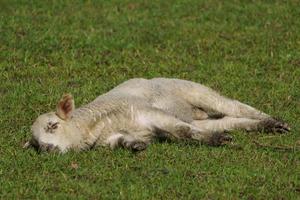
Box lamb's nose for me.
[39,143,55,152]
[45,144,54,150]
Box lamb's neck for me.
[70,99,126,149]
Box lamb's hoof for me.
[260,118,290,133]
[207,132,233,146]
[130,141,148,151]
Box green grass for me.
[1,0,300,199]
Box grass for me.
[0,0,300,199]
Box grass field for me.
[1,0,300,199]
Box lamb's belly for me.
[152,97,193,122]
[92,115,141,146]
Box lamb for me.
[23,78,290,153]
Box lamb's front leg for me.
[106,132,148,151]
[138,109,232,146]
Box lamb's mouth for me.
[23,138,59,153]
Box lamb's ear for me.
[56,94,75,120]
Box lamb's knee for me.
[191,131,233,146]
[106,133,124,149]
[106,133,148,151]
[205,132,233,146]
[123,140,148,151]
[174,124,193,138]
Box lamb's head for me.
[24,94,82,153]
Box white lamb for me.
[24,78,290,153]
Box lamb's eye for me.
[44,122,59,133]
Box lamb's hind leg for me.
[138,109,232,146]
[172,79,269,120]
[171,79,290,132]
[192,117,290,134]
